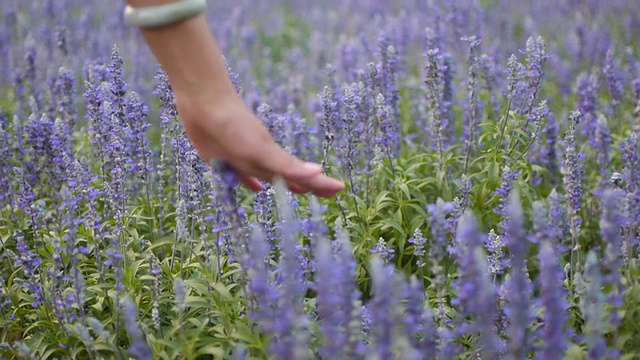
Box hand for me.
[176,93,345,198]
[128,7,343,197]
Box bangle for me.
[123,0,207,28]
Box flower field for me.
[1,0,640,358]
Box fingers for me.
[248,140,345,197]
[259,148,324,182]
[231,163,342,197]
[286,182,309,194]
[185,103,344,197]
[237,174,264,192]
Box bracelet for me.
[123,0,207,28]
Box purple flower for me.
[448,175,473,247]
[254,186,278,251]
[315,239,349,358]
[452,211,500,359]
[368,256,399,359]
[122,297,152,360]
[126,91,152,183]
[373,93,396,166]
[536,241,569,359]
[486,229,505,278]
[494,165,521,233]
[246,227,280,326]
[604,49,625,107]
[407,229,427,268]
[427,198,453,262]
[600,189,625,327]
[504,54,526,107]
[370,237,395,263]
[15,230,44,307]
[461,35,482,173]
[541,112,560,183]
[423,47,448,162]
[574,72,599,143]
[562,110,585,276]
[378,38,401,152]
[622,133,640,193]
[260,179,310,359]
[0,116,13,208]
[503,192,534,359]
[521,36,549,115]
[319,86,338,170]
[405,277,438,358]
[578,252,608,360]
[315,230,364,358]
[547,189,570,253]
[340,84,361,192]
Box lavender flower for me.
[407,229,427,268]
[370,237,395,264]
[486,229,505,278]
[536,241,569,359]
[50,66,76,130]
[600,189,625,328]
[246,226,279,328]
[126,91,152,184]
[594,113,612,182]
[541,112,560,183]
[562,110,585,275]
[574,72,599,142]
[319,86,338,171]
[122,296,152,360]
[494,165,521,233]
[254,186,278,251]
[315,231,365,359]
[267,179,311,359]
[315,238,348,358]
[604,49,625,107]
[521,36,549,116]
[405,277,438,358]
[0,117,13,208]
[367,256,400,359]
[452,211,500,359]
[622,133,640,193]
[378,39,401,151]
[576,252,608,360]
[374,93,396,167]
[427,198,453,262]
[340,84,361,194]
[547,189,570,253]
[15,230,44,307]
[504,54,526,107]
[423,48,447,166]
[448,175,473,247]
[503,192,534,360]
[462,35,482,173]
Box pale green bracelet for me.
[123,0,207,28]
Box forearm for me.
[124,1,237,105]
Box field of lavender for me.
[1,0,640,359]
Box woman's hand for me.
[126,2,344,197]
[175,91,344,197]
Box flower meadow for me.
[1,0,640,359]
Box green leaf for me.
[564,344,585,360]
[196,344,225,357]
